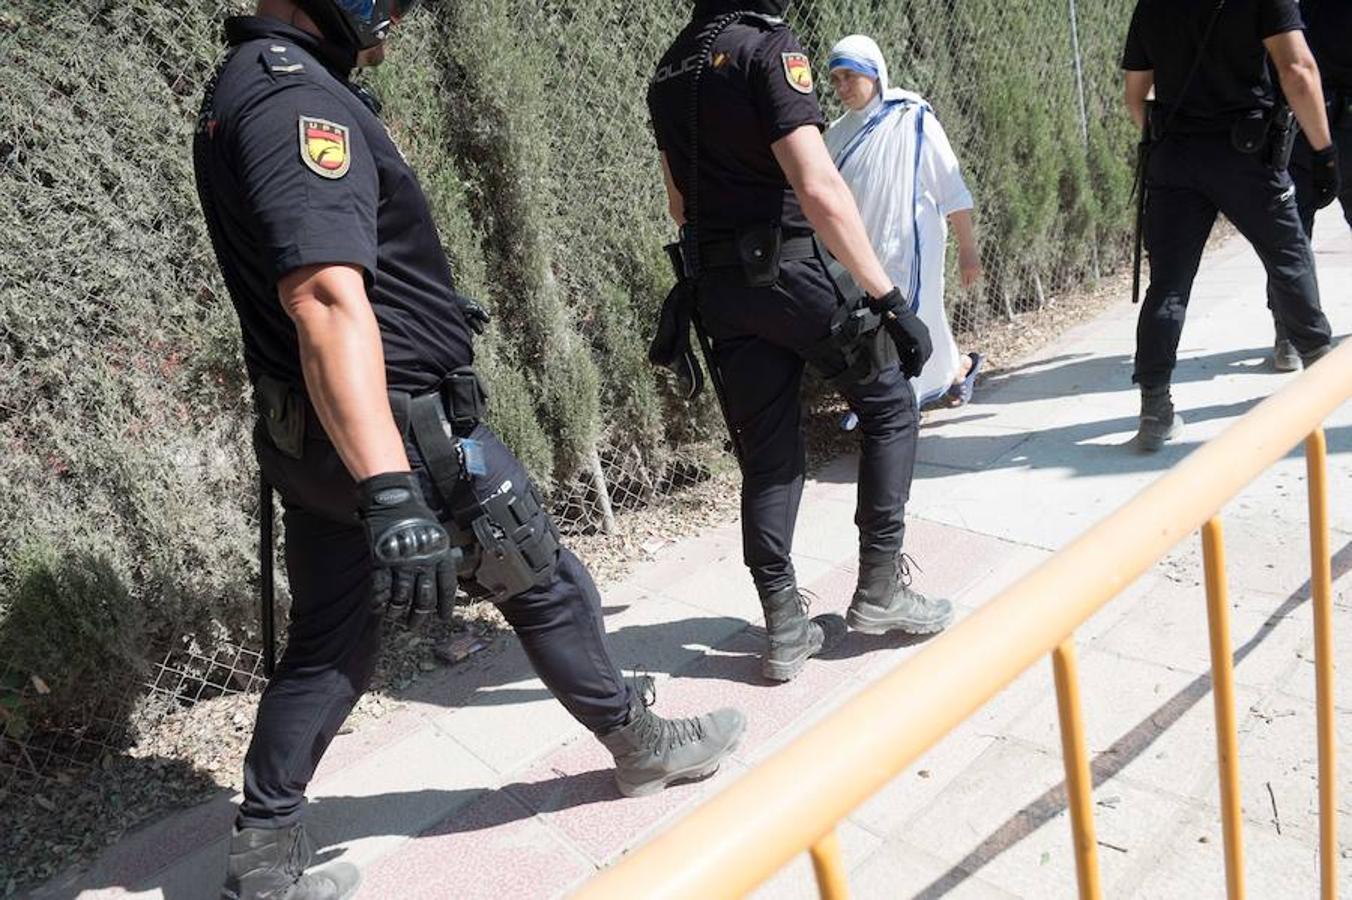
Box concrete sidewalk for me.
[37,211,1352,900]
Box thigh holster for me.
[803,300,894,390]
[469,481,561,603]
[393,370,561,604]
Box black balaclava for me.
[692,0,790,20]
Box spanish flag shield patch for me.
[781,52,814,94]
[298,116,351,179]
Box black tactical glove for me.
[1311,144,1341,210]
[357,472,459,629]
[455,292,492,335]
[868,286,932,379]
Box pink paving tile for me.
[357,789,591,900]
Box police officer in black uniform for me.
[647,0,954,685]
[1123,0,1339,450]
[1267,0,1352,370]
[194,2,744,897]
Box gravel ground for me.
[1,267,1133,895]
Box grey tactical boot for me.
[848,553,953,636]
[759,587,847,682]
[1272,338,1301,372]
[221,824,359,900]
[599,677,745,798]
[1135,384,1182,452]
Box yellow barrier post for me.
[808,829,850,900]
[1202,519,1246,900]
[1052,640,1102,900]
[575,343,1352,900]
[1305,429,1338,900]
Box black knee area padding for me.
[469,481,561,603]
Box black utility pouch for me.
[1231,109,1271,155]
[735,223,783,288]
[1263,107,1297,170]
[442,366,487,433]
[254,374,305,460]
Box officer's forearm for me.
[1280,67,1332,150]
[1267,32,1332,151]
[278,264,411,481]
[802,182,892,298]
[1124,70,1154,131]
[659,152,686,225]
[773,126,892,298]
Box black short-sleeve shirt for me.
[647,16,826,235]
[1121,0,1304,126]
[1303,0,1352,91]
[193,17,472,393]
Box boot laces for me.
[629,672,705,750]
[284,825,314,880]
[893,553,921,588]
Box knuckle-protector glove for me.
[358,471,458,629]
[869,287,932,379]
[1311,145,1341,211]
[455,291,492,335]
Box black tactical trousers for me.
[1267,122,1352,338]
[238,418,630,828]
[697,257,919,599]
[1135,131,1332,388]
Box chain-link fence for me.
[0,0,1138,879]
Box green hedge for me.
[0,0,1137,735]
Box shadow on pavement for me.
[911,538,1352,899]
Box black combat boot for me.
[221,824,360,900]
[1135,384,1182,452]
[1300,343,1331,370]
[598,677,745,798]
[759,587,846,682]
[847,553,953,636]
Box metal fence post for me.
[1068,0,1102,280]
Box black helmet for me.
[295,0,420,51]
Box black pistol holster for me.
[390,368,561,605]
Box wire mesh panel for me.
[1,0,1139,801]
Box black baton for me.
[259,474,276,678]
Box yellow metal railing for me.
[578,340,1351,900]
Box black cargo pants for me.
[238,414,630,828]
[1135,131,1333,388]
[697,256,919,600]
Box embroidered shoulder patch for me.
[782,52,813,94]
[298,116,350,179]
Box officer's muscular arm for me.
[1266,30,1333,151]
[772,125,892,299]
[1124,70,1154,131]
[278,263,411,480]
[659,152,686,225]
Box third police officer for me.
[1123,0,1340,450]
[647,0,955,685]
[1267,0,1352,370]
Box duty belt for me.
[388,366,488,509]
[697,234,817,270]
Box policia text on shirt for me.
[647,0,956,688]
[1123,0,1339,451]
[193,2,746,898]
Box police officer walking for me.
[1267,0,1352,371]
[1123,0,1339,450]
[194,2,744,897]
[647,0,954,685]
